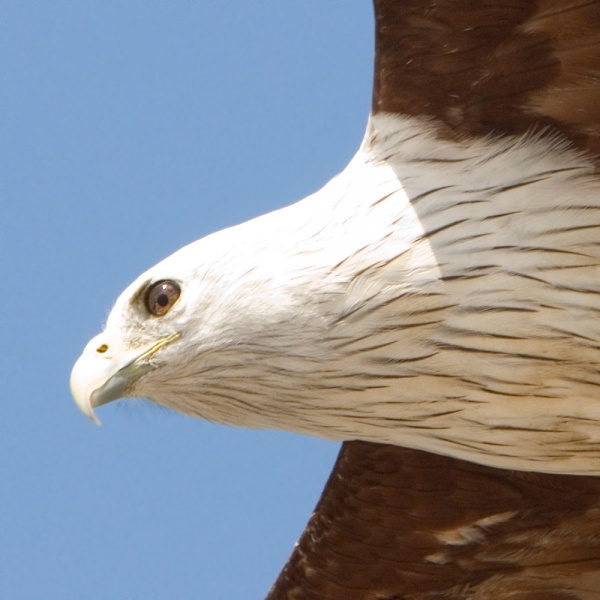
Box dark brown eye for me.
[145,280,181,316]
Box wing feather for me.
[373,0,600,162]
[268,442,600,599]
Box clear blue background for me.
[3,3,373,598]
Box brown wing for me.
[267,441,600,599]
[373,0,600,162]
[267,2,600,598]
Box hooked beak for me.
[70,332,179,424]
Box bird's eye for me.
[145,280,181,316]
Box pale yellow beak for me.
[70,332,179,424]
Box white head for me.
[70,136,440,434]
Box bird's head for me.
[70,273,183,425]
[70,147,440,433]
[70,204,343,427]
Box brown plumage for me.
[373,0,600,163]
[268,443,600,599]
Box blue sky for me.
[3,3,373,598]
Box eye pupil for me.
[157,294,169,307]
[145,280,181,316]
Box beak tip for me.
[70,357,102,426]
[71,390,102,426]
[87,408,102,426]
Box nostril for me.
[96,344,109,354]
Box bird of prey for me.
[71,1,600,598]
